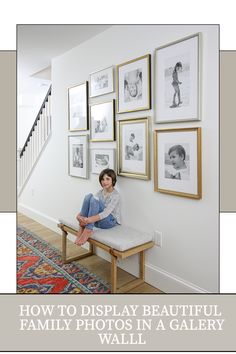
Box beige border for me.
[220,51,236,211]
[0,51,16,211]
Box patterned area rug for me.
[17,226,110,294]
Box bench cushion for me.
[59,220,153,252]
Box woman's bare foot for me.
[74,227,85,245]
[75,228,93,246]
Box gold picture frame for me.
[117,117,150,180]
[90,100,115,142]
[154,127,202,199]
[155,33,201,123]
[68,81,89,131]
[117,54,151,114]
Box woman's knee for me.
[84,193,93,202]
[89,195,100,207]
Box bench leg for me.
[62,230,67,264]
[139,250,145,281]
[116,250,145,293]
[61,228,94,264]
[89,242,94,254]
[111,255,117,293]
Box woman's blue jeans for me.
[80,193,117,230]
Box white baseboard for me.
[18,204,209,293]
[18,203,60,234]
[145,263,209,293]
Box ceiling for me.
[18,24,112,96]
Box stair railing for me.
[18,85,52,195]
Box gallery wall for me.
[19,25,219,293]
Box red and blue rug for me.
[17,226,111,294]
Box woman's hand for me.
[79,220,87,227]
[76,214,100,226]
[76,213,87,226]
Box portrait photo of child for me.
[154,128,201,199]
[90,100,115,142]
[72,144,83,168]
[124,68,142,103]
[117,54,151,113]
[164,143,190,180]
[155,34,199,123]
[125,131,143,161]
[164,54,190,110]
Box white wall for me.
[19,25,219,293]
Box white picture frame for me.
[155,33,201,123]
[154,128,202,199]
[89,66,114,98]
[68,82,88,131]
[91,149,116,174]
[68,135,88,179]
[90,100,115,142]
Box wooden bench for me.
[57,221,154,293]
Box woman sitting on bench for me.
[75,169,121,246]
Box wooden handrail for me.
[20,85,52,158]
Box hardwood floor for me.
[18,213,162,294]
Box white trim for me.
[145,263,209,293]
[18,203,59,234]
[18,204,209,293]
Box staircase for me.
[18,85,52,195]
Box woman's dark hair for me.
[99,169,117,186]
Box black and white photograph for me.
[117,54,151,113]
[89,66,114,97]
[165,55,190,109]
[154,128,201,198]
[125,131,143,161]
[118,117,150,179]
[91,149,115,174]
[68,135,88,178]
[68,82,88,131]
[155,33,200,123]
[72,144,83,168]
[90,100,115,141]
[164,143,190,180]
[124,68,142,102]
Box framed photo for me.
[117,117,150,180]
[68,135,88,179]
[90,100,115,142]
[117,54,151,113]
[91,149,115,174]
[68,81,88,131]
[89,66,114,97]
[155,33,201,123]
[154,128,202,199]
